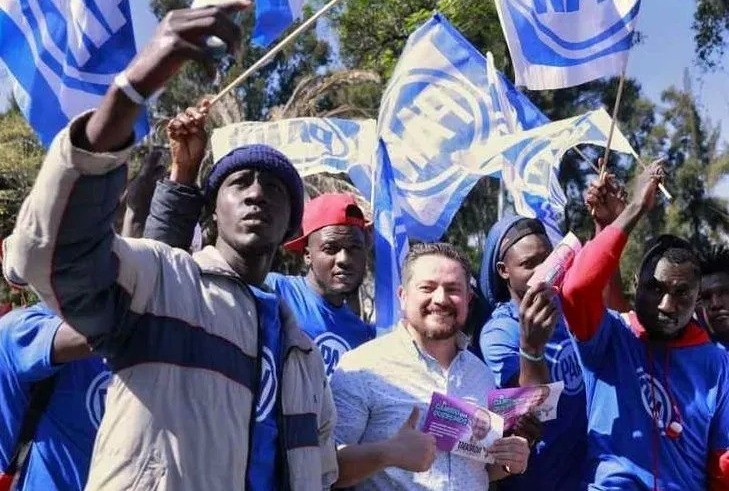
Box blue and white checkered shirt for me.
[331,323,497,490]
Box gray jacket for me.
[3,113,338,490]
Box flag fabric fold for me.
[372,140,409,332]
[252,0,305,47]
[495,0,641,89]
[0,0,153,146]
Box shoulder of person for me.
[336,331,398,371]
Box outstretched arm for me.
[2,4,249,354]
[561,162,664,341]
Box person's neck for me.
[647,324,688,343]
[509,288,523,306]
[305,272,345,306]
[404,323,459,369]
[215,239,275,286]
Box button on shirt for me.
[331,324,497,490]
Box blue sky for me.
[628,0,729,199]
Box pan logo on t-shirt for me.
[637,367,672,433]
[315,332,352,378]
[549,340,584,396]
[85,370,112,429]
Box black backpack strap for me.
[5,375,59,477]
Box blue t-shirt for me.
[266,274,375,378]
[479,301,587,491]
[577,311,729,490]
[0,304,110,491]
[246,287,283,491]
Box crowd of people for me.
[1,3,729,491]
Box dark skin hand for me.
[81,2,249,153]
[585,163,631,313]
[516,282,558,387]
[510,412,542,448]
[167,101,211,185]
[612,160,665,235]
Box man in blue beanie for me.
[473,174,628,491]
[1,4,337,490]
[144,104,375,380]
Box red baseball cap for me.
[284,193,369,254]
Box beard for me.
[409,310,464,340]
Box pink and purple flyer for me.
[488,381,564,430]
[422,392,504,464]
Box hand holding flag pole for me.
[596,66,671,201]
[208,0,345,107]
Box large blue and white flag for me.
[495,0,641,89]
[210,117,376,199]
[253,0,304,47]
[486,51,564,239]
[462,108,637,240]
[373,140,409,332]
[378,13,546,242]
[0,1,154,147]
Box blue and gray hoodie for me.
[474,215,588,491]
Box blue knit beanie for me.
[205,144,304,240]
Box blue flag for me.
[210,117,376,202]
[373,140,409,332]
[495,0,641,89]
[0,1,152,147]
[252,0,304,47]
[378,13,547,242]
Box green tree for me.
[693,0,729,70]
[0,106,44,239]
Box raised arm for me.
[2,4,248,353]
[143,104,210,249]
[585,168,632,313]
[561,162,664,341]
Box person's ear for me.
[496,261,509,281]
[398,285,407,312]
[303,245,312,267]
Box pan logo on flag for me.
[380,67,488,178]
[637,367,672,433]
[379,65,498,228]
[505,0,640,65]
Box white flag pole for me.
[209,0,345,107]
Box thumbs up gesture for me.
[385,406,437,472]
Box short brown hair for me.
[402,242,472,287]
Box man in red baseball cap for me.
[268,193,375,377]
[142,105,376,379]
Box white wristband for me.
[114,72,147,105]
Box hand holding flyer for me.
[422,392,504,464]
[488,381,564,430]
[527,232,582,289]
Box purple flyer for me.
[488,381,564,430]
[422,392,503,464]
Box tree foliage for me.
[693,0,729,70]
